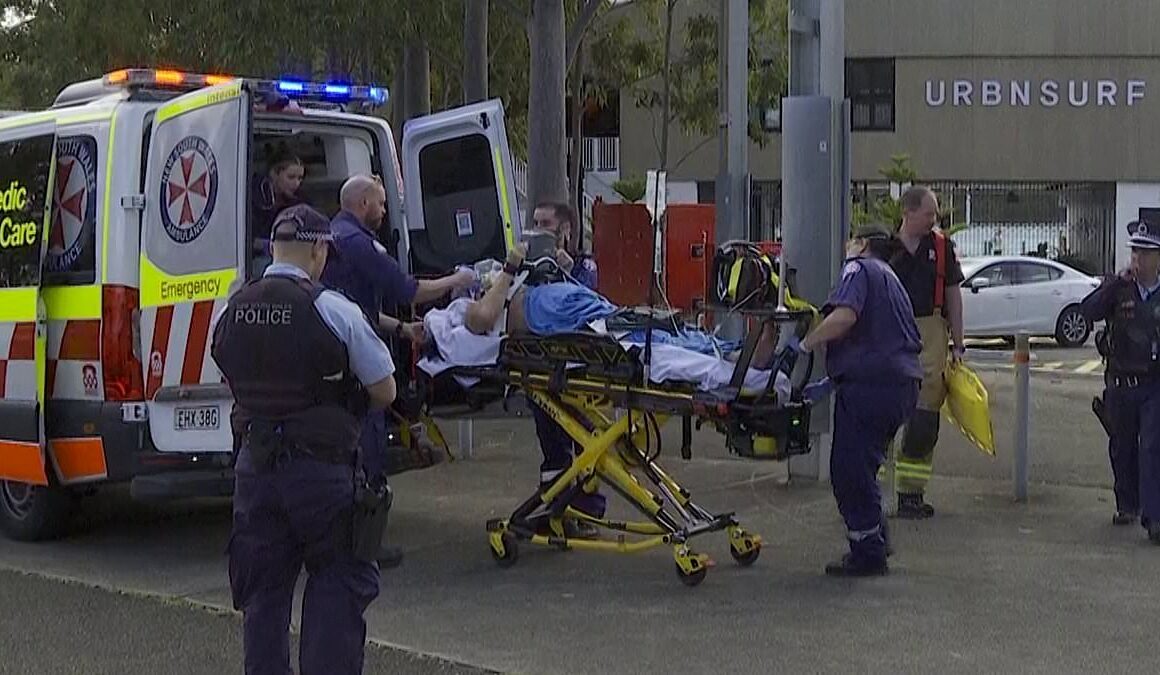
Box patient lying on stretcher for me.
[416,246,791,397]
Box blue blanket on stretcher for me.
[523,282,741,355]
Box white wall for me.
[1115,182,1160,270]
[667,181,699,204]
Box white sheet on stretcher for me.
[417,298,791,400]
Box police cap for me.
[271,204,334,243]
[1127,219,1160,251]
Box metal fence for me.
[750,180,783,242]
[921,181,1116,274]
[752,180,1117,275]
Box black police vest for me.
[1105,280,1160,376]
[210,274,365,460]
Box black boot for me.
[1147,519,1160,544]
[897,492,935,520]
[377,544,404,569]
[825,553,888,577]
[1113,510,1138,526]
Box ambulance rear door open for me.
[400,99,521,277]
[0,119,57,485]
[137,82,250,454]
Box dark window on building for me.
[846,58,895,132]
[566,89,620,138]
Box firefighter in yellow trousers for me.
[887,186,966,519]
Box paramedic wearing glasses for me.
[321,174,475,567]
[790,222,923,577]
[211,205,397,674]
[526,200,604,536]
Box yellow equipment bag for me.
[940,361,996,456]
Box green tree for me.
[852,154,967,236]
[622,0,788,171]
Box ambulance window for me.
[251,128,375,219]
[410,133,502,274]
[0,134,54,289]
[43,135,98,286]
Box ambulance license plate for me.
[175,405,220,431]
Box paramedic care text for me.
[0,181,37,249]
[160,277,222,302]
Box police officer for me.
[210,204,398,674]
[792,223,923,576]
[888,186,966,519]
[1080,220,1160,544]
[322,174,475,567]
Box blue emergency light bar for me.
[102,69,389,107]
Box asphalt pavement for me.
[965,338,1102,375]
[0,568,491,675]
[1,366,1157,674]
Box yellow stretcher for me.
[414,305,818,587]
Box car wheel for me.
[1055,305,1090,348]
[0,480,77,541]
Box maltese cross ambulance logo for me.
[160,135,219,244]
[46,137,97,273]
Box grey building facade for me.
[614,0,1160,272]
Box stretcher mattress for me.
[417,298,791,400]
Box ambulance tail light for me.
[101,285,145,402]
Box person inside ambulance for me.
[321,173,475,568]
[250,149,308,276]
[210,204,397,674]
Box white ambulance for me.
[0,68,522,540]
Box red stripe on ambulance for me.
[181,301,214,385]
[146,306,175,399]
[9,322,35,360]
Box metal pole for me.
[1014,331,1031,502]
[458,419,475,459]
[727,0,749,244]
[883,436,898,517]
[715,0,728,228]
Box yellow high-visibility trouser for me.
[894,315,949,493]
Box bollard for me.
[458,419,475,459]
[882,438,898,517]
[1013,331,1030,502]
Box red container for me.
[663,204,716,312]
[591,198,652,306]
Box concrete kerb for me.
[0,565,505,674]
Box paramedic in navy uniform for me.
[322,174,474,567]
[211,204,397,674]
[792,222,923,576]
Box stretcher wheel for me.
[730,545,761,567]
[490,532,519,568]
[675,563,707,587]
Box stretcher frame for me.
[428,305,816,586]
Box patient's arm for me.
[465,245,526,335]
[465,272,515,335]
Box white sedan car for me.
[958,256,1102,347]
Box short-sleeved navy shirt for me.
[321,210,419,322]
[888,232,965,318]
[823,256,923,383]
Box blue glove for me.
[802,377,833,403]
[785,334,808,354]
